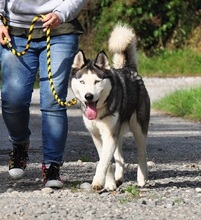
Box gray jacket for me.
[0,0,87,28]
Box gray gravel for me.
[0,77,201,220]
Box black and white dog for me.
[70,24,150,191]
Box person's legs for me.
[39,34,78,187]
[1,35,39,179]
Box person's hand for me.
[41,12,62,32]
[0,25,11,45]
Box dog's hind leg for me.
[130,113,148,187]
[114,137,124,187]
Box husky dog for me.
[70,24,150,191]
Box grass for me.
[137,48,201,121]
[124,185,140,198]
[153,87,201,121]
[138,48,201,77]
[80,155,90,162]
[119,185,140,203]
[64,181,81,192]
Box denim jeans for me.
[1,34,78,164]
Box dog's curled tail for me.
[108,23,137,69]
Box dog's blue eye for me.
[80,80,85,84]
[95,80,101,84]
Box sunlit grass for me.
[138,48,201,77]
[153,87,201,121]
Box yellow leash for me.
[1,15,77,107]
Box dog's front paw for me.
[92,183,104,191]
[92,177,104,191]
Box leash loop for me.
[0,15,77,107]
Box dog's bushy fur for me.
[70,24,150,191]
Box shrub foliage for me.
[79,0,201,55]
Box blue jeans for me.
[1,34,78,165]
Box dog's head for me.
[70,50,113,120]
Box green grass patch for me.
[153,87,201,121]
[138,48,201,77]
[80,155,90,162]
[124,185,140,198]
[64,181,81,192]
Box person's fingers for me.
[42,13,61,31]
[0,27,11,45]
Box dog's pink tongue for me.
[85,102,97,120]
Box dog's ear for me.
[72,49,87,70]
[94,51,111,70]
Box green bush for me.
[80,0,201,55]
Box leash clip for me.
[4,38,12,49]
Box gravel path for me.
[0,77,201,220]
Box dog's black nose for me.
[85,93,94,101]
